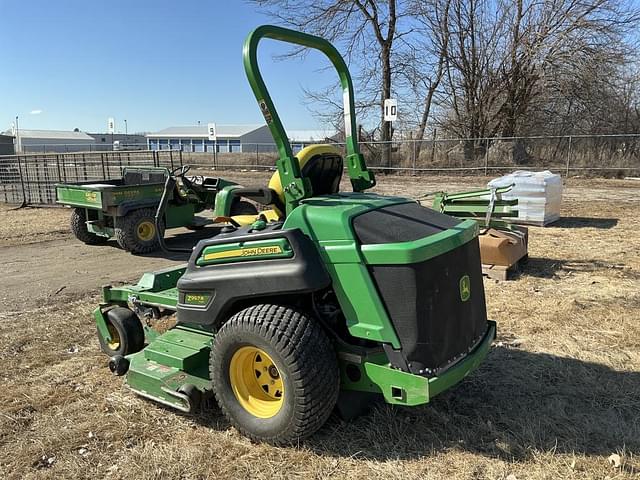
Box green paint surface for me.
[341,321,496,406]
[360,220,478,264]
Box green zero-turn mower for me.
[93,25,496,444]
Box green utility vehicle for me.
[93,25,496,444]
[56,166,256,253]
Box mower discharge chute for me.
[93,25,496,444]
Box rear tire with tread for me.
[230,199,258,216]
[114,207,164,254]
[210,304,339,445]
[70,208,108,245]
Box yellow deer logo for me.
[459,275,471,302]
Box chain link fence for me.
[0,150,182,206]
[20,143,148,154]
[180,134,640,177]
[2,134,639,206]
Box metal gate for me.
[0,150,182,206]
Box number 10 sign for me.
[384,99,397,122]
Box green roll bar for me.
[243,25,376,212]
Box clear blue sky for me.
[0,0,338,134]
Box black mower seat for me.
[224,145,344,227]
[268,144,343,212]
[301,149,343,196]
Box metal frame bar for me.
[242,25,375,213]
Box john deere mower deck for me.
[94,25,496,444]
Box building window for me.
[230,139,241,153]
[180,139,193,152]
[216,139,229,153]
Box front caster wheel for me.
[97,307,145,357]
[108,355,130,376]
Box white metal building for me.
[2,129,96,153]
[146,125,337,153]
[287,130,335,151]
[146,125,274,153]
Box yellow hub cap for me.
[137,221,156,241]
[107,323,120,351]
[229,346,284,418]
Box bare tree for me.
[251,0,408,167]
[493,0,639,137]
[402,0,451,158]
[428,0,640,163]
[252,0,640,169]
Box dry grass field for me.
[0,174,639,479]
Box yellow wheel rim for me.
[107,323,121,351]
[137,221,156,241]
[229,346,284,418]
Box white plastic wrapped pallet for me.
[488,170,562,226]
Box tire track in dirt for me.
[0,228,217,312]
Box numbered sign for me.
[384,99,397,122]
[207,122,216,140]
[107,117,115,134]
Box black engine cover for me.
[369,239,488,375]
[176,225,330,327]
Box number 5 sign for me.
[384,99,397,122]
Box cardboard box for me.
[479,227,528,266]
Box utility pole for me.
[108,117,115,151]
[14,116,20,153]
[124,119,128,135]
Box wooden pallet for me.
[482,262,519,281]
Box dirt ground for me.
[0,174,639,479]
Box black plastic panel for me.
[123,169,166,185]
[352,202,461,245]
[176,225,330,326]
[369,238,488,374]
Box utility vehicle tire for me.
[211,304,339,445]
[70,208,108,245]
[230,199,258,216]
[97,307,145,357]
[115,208,164,254]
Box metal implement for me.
[431,184,518,228]
[431,185,528,273]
